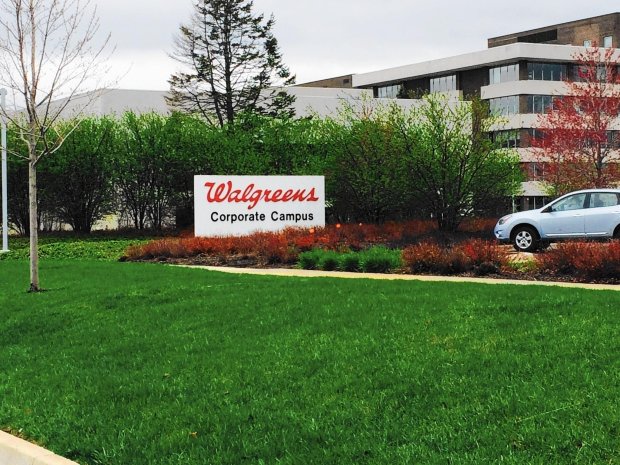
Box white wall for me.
[50,87,425,120]
[50,89,170,118]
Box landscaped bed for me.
[124,221,620,284]
[1,259,620,465]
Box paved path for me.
[179,265,620,291]
[0,430,78,465]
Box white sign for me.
[194,175,325,237]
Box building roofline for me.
[488,12,620,43]
[351,42,593,88]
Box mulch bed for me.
[134,253,619,286]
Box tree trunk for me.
[28,153,40,292]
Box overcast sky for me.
[95,0,620,90]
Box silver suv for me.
[494,189,620,252]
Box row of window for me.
[489,64,519,85]
[375,59,619,99]
[584,36,613,48]
[488,62,619,84]
[488,96,519,115]
[527,62,567,81]
[491,130,620,149]
[429,74,457,93]
[377,84,402,99]
[488,62,607,84]
[491,130,520,148]
[489,95,558,115]
[492,94,620,115]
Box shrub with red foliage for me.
[125,219,499,266]
[460,239,508,267]
[536,241,620,281]
[402,242,444,273]
[402,239,509,275]
[459,218,498,234]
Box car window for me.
[551,193,587,212]
[589,192,619,208]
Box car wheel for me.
[512,226,539,252]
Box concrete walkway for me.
[180,265,620,291]
[0,431,78,465]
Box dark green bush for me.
[319,251,340,271]
[338,253,361,272]
[297,249,323,270]
[358,246,402,273]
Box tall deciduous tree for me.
[405,94,522,231]
[45,117,117,233]
[114,112,175,231]
[0,0,112,291]
[168,0,295,127]
[321,100,413,223]
[532,46,620,195]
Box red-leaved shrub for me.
[402,239,508,275]
[460,239,509,267]
[459,218,498,234]
[536,241,620,281]
[125,219,500,267]
[402,242,444,273]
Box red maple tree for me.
[531,46,620,195]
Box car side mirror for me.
[541,206,552,213]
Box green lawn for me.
[0,236,150,261]
[1,259,619,464]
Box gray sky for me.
[95,0,620,90]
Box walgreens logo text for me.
[204,181,320,211]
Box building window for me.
[488,96,519,116]
[583,40,592,47]
[572,64,617,82]
[603,36,613,48]
[489,63,519,85]
[530,163,544,180]
[492,130,521,148]
[523,162,548,181]
[526,128,546,144]
[604,130,619,149]
[377,84,402,99]
[430,74,456,93]
[527,95,556,113]
[527,62,567,81]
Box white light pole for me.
[1,88,8,253]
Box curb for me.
[179,265,620,291]
[0,431,78,465]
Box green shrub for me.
[319,250,340,271]
[338,253,361,272]
[297,249,323,270]
[505,259,537,274]
[358,246,402,273]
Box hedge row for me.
[8,95,521,235]
[124,220,494,264]
[125,223,620,282]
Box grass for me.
[0,235,150,261]
[0,259,619,464]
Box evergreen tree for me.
[168,0,296,126]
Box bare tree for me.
[0,0,112,291]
